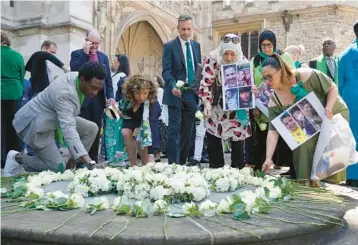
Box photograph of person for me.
[243,68,252,86]
[239,86,253,108]
[237,69,246,86]
[223,64,238,88]
[298,99,323,129]
[280,113,308,144]
[257,83,272,107]
[289,106,318,137]
[225,88,239,110]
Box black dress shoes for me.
[186,160,201,167]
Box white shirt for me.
[178,36,195,81]
[111,72,127,97]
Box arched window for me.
[241,32,249,59]
[238,29,259,59]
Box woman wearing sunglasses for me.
[198,33,256,169]
[261,54,348,186]
[250,30,296,175]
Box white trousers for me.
[193,118,206,161]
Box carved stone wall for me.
[94,0,201,76]
[206,0,358,63]
[118,21,163,77]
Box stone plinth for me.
[1,181,348,245]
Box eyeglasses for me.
[85,39,101,46]
[261,43,273,49]
[221,36,240,44]
[262,70,279,82]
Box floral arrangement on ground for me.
[1,163,349,240]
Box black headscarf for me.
[253,30,280,67]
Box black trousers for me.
[1,100,20,167]
[207,132,245,169]
[80,93,105,163]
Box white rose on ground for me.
[183,201,196,215]
[69,193,85,208]
[199,200,218,216]
[229,177,239,191]
[98,197,110,209]
[192,186,208,201]
[240,167,252,177]
[26,187,44,199]
[217,198,232,213]
[60,170,75,180]
[176,80,184,89]
[215,178,230,192]
[150,185,169,201]
[239,190,257,213]
[269,186,282,199]
[153,199,168,213]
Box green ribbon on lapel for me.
[316,55,338,85]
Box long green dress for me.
[268,70,349,184]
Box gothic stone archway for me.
[116,21,164,77]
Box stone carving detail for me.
[96,1,107,34]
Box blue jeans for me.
[167,90,198,165]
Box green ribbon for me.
[290,81,308,102]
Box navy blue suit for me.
[162,37,201,164]
[70,49,114,162]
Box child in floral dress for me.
[118,75,159,166]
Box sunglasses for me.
[221,36,240,44]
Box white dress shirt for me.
[178,36,195,82]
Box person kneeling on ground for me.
[4,62,105,176]
[118,74,159,166]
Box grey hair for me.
[86,28,101,38]
[284,45,305,56]
[178,14,192,25]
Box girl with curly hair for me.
[119,74,159,166]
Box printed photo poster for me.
[222,63,255,111]
[255,83,274,117]
[271,92,325,150]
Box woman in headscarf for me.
[250,30,295,175]
[198,33,255,169]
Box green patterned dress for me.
[268,70,348,184]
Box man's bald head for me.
[322,38,336,57]
[284,45,304,62]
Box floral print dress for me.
[198,56,252,141]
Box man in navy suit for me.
[70,28,115,163]
[162,14,202,165]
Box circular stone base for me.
[1,181,348,245]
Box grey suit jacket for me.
[13,72,87,159]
